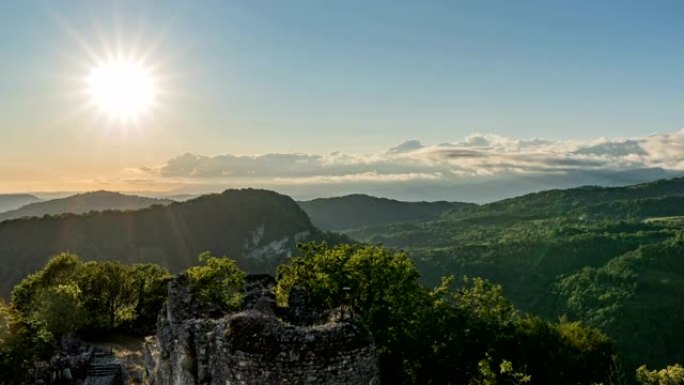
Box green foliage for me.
[0,301,53,385]
[0,189,320,297]
[636,364,684,385]
[556,318,612,354]
[461,177,684,220]
[32,283,86,335]
[12,253,82,315]
[11,253,171,335]
[499,359,532,385]
[556,241,684,372]
[299,194,476,231]
[78,261,138,329]
[415,278,615,385]
[276,243,615,385]
[187,252,246,311]
[471,357,499,385]
[470,356,531,385]
[277,243,426,383]
[276,242,422,312]
[346,184,684,378]
[555,257,638,329]
[452,276,517,324]
[1,254,173,382]
[5,178,684,383]
[130,263,173,331]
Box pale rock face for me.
[249,224,265,247]
[145,274,381,385]
[244,230,311,262]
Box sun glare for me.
[87,58,157,121]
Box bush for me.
[11,253,171,335]
[187,252,246,311]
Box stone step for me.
[87,364,122,377]
[88,367,120,372]
[87,371,120,376]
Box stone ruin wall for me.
[144,274,380,385]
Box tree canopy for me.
[277,243,616,385]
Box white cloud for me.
[272,172,444,185]
[125,130,684,201]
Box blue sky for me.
[1,1,684,196]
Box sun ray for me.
[45,7,183,131]
[49,12,102,65]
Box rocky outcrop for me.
[144,274,380,385]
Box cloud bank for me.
[135,130,684,202]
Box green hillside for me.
[346,177,684,373]
[556,238,684,369]
[299,194,476,231]
[457,177,684,219]
[0,189,325,297]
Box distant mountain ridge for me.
[243,166,681,203]
[0,189,325,296]
[0,194,41,213]
[461,176,684,219]
[350,177,684,248]
[298,194,477,231]
[0,191,172,222]
[298,177,684,233]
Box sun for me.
[87,57,157,121]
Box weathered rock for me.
[33,336,125,385]
[145,274,380,385]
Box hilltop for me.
[0,189,325,296]
[460,177,684,219]
[0,194,41,213]
[0,191,172,222]
[298,194,476,231]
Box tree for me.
[32,283,86,335]
[276,243,428,384]
[276,243,616,385]
[130,263,172,332]
[276,242,423,314]
[0,301,53,385]
[637,364,684,385]
[12,253,81,315]
[187,252,246,311]
[78,261,137,329]
[453,276,518,326]
[469,356,531,385]
[11,253,170,334]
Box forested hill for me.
[346,176,684,373]
[0,191,172,222]
[0,194,41,213]
[0,189,323,297]
[459,176,684,219]
[298,194,477,231]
